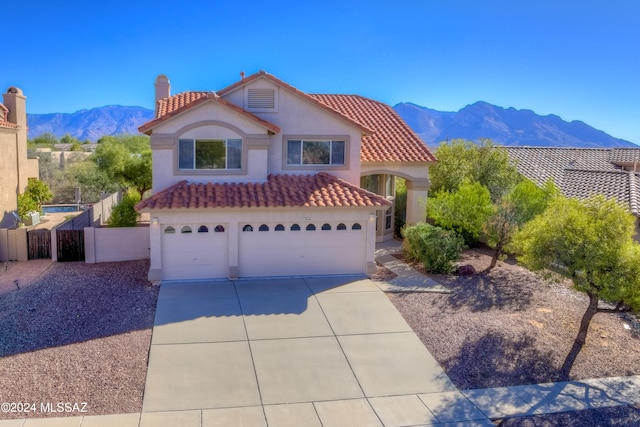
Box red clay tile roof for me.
[309,94,437,164]
[138,91,280,134]
[136,172,391,211]
[0,103,18,129]
[141,70,436,164]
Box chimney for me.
[154,75,171,103]
[2,87,27,128]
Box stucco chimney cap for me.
[6,87,23,95]
[155,75,170,84]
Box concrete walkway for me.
[3,240,640,426]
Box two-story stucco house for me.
[0,87,39,228]
[137,71,436,282]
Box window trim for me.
[178,138,243,171]
[282,134,350,171]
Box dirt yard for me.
[0,260,158,419]
[388,247,640,389]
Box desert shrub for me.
[394,177,407,237]
[108,189,141,227]
[402,222,465,274]
[427,180,493,245]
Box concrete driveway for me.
[141,276,488,426]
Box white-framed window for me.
[286,139,345,166]
[178,138,242,170]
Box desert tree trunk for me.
[483,240,503,274]
[559,291,599,380]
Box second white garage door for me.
[238,221,367,277]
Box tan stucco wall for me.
[0,89,39,227]
[0,128,20,226]
[226,78,363,185]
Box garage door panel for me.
[162,224,228,280]
[239,224,366,277]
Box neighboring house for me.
[0,87,39,227]
[137,71,436,282]
[505,146,640,217]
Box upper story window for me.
[287,140,345,166]
[179,138,242,170]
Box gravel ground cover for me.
[0,260,158,419]
[388,247,640,425]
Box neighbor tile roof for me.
[562,169,640,214]
[139,91,281,134]
[309,94,437,163]
[136,172,392,211]
[505,146,640,215]
[0,103,18,129]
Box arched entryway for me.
[361,165,431,242]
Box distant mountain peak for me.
[394,102,637,148]
[28,106,154,141]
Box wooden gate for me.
[56,229,85,262]
[27,229,51,259]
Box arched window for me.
[214,225,225,232]
[337,223,346,231]
[291,224,301,231]
[306,224,316,231]
[275,224,285,231]
[197,225,209,233]
[181,226,192,233]
[351,223,362,230]
[259,224,269,232]
[164,226,175,234]
[321,223,331,231]
[243,224,253,232]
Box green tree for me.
[427,181,493,245]
[60,133,81,146]
[72,161,119,202]
[394,177,407,237]
[93,134,152,196]
[513,195,640,379]
[29,132,58,148]
[108,189,141,227]
[430,139,520,201]
[17,179,53,221]
[483,178,560,272]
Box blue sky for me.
[4,1,640,143]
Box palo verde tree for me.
[513,195,640,379]
[483,178,560,272]
[430,138,520,202]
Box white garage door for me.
[162,224,228,280]
[238,221,367,277]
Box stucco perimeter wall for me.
[0,227,28,262]
[84,226,150,263]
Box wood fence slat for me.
[27,230,51,260]
[56,229,85,262]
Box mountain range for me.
[27,102,637,148]
[28,106,154,142]
[394,101,637,148]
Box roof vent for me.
[247,88,276,110]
